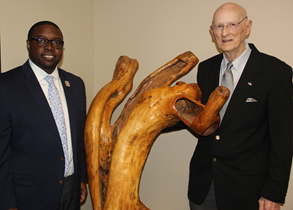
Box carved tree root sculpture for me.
[84,52,229,210]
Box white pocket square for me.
[246,98,257,102]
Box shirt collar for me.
[222,41,252,74]
[29,59,59,82]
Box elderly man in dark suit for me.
[188,3,293,210]
[0,21,87,210]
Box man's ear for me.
[209,26,215,42]
[246,20,252,36]
[26,40,30,51]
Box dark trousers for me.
[57,174,78,210]
[189,181,218,210]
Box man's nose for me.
[45,41,54,50]
[221,25,230,36]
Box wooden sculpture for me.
[84,51,229,210]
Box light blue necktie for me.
[220,62,234,121]
[44,75,69,175]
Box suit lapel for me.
[22,61,63,149]
[219,44,262,128]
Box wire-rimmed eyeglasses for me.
[211,16,248,31]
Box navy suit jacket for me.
[0,60,87,210]
[188,44,293,210]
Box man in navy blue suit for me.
[0,21,87,210]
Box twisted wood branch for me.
[84,52,229,210]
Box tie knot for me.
[44,75,55,84]
[226,62,233,71]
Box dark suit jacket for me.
[188,44,293,210]
[0,60,87,210]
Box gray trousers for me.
[189,181,218,210]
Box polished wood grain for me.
[84,52,229,210]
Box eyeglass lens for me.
[33,38,63,49]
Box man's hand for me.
[80,181,87,203]
[259,197,280,210]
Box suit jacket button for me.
[215,135,220,140]
[59,180,63,185]
[60,158,64,161]
[213,158,217,162]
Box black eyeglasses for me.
[29,37,64,49]
[211,16,248,31]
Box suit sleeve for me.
[261,65,293,203]
[0,85,18,209]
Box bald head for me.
[210,2,252,61]
[213,3,247,24]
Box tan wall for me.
[1,0,293,209]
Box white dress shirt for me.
[29,59,74,177]
[219,42,252,89]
